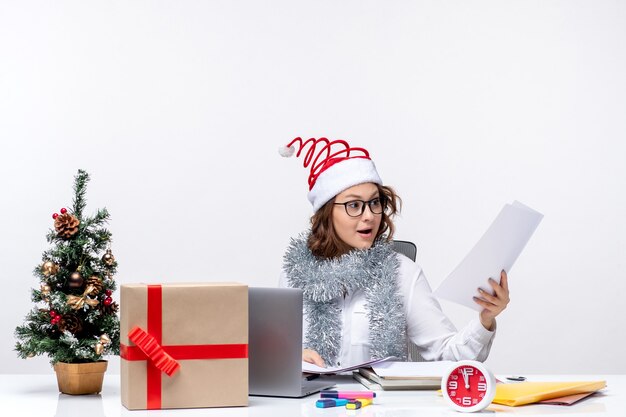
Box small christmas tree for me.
[15,169,120,364]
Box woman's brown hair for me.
[307,184,401,259]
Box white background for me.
[1,0,625,375]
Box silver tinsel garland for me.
[283,232,407,365]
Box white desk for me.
[0,374,620,417]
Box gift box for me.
[120,283,248,410]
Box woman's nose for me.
[361,205,375,220]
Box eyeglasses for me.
[333,197,386,217]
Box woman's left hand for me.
[474,270,510,331]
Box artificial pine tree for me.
[15,170,120,365]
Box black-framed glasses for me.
[334,197,386,217]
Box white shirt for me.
[279,253,495,365]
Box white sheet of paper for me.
[433,201,543,311]
[371,361,454,378]
[302,356,394,375]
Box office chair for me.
[391,240,424,362]
[392,240,417,263]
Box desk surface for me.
[0,374,620,417]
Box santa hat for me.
[279,137,382,212]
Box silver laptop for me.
[248,287,335,397]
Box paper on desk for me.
[537,391,597,405]
[371,361,453,378]
[434,201,543,311]
[302,356,394,375]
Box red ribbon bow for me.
[128,326,180,376]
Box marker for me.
[346,398,373,410]
[320,390,376,399]
[316,398,349,408]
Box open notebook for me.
[302,357,394,375]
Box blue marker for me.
[316,398,349,408]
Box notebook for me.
[355,364,448,390]
[248,287,335,397]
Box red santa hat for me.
[279,137,382,212]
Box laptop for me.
[248,287,335,397]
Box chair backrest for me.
[392,240,417,262]
[391,240,424,362]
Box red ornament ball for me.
[52,213,59,219]
[103,297,113,306]
[60,208,67,214]
[49,311,57,318]
[105,289,112,297]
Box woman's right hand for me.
[303,348,326,368]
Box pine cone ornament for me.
[85,275,104,294]
[58,313,83,334]
[100,300,119,315]
[54,213,80,238]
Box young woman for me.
[279,137,510,368]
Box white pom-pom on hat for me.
[278,145,296,157]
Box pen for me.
[346,398,373,410]
[316,398,349,408]
[320,390,376,399]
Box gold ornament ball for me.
[40,284,51,296]
[102,249,115,266]
[68,272,84,288]
[99,334,111,345]
[41,261,59,276]
[94,342,104,355]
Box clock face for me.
[442,361,496,412]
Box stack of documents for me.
[354,361,453,391]
[492,380,606,406]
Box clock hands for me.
[461,368,470,389]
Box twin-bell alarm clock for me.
[441,360,496,412]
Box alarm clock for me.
[442,360,496,412]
